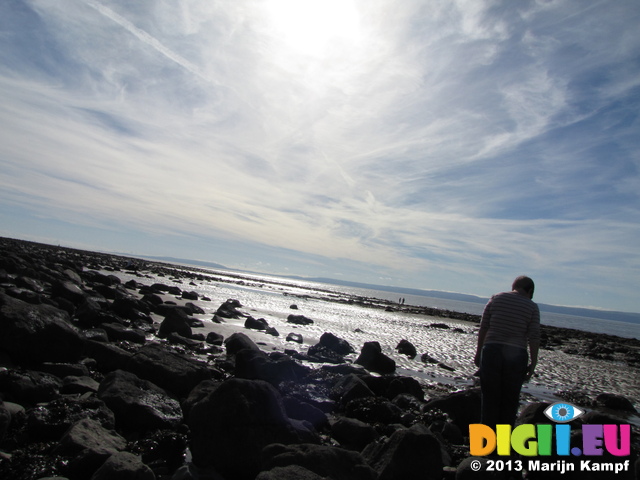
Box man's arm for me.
[474,328,488,367]
[526,339,539,380]
[475,299,492,367]
[525,305,541,380]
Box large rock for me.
[0,369,61,404]
[362,424,444,480]
[89,451,155,480]
[84,339,133,372]
[224,332,262,355]
[287,314,314,325]
[158,309,193,339]
[331,416,378,451]
[188,378,316,480]
[256,465,326,480]
[594,393,638,413]
[331,374,375,406]
[261,443,378,480]
[422,388,481,430]
[355,342,396,374]
[215,299,244,318]
[101,322,146,344]
[245,316,269,331]
[235,349,308,385]
[0,401,11,442]
[26,395,115,440]
[126,342,214,397]
[51,280,86,305]
[97,369,183,432]
[317,332,355,355]
[307,344,347,364]
[395,339,417,359]
[283,396,329,430]
[0,293,85,364]
[54,417,127,479]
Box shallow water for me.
[115,267,640,422]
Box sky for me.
[1,0,639,313]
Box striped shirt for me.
[479,291,541,350]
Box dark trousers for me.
[479,343,528,428]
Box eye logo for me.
[543,402,585,423]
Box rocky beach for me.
[0,237,638,480]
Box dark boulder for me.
[61,375,100,394]
[307,344,346,364]
[261,443,377,480]
[188,378,317,479]
[245,316,269,331]
[256,465,326,480]
[515,402,550,426]
[181,290,199,301]
[112,295,151,323]
[235,349,308,385]
[422,388,481,431]
[317,332,355,355]
[101,322,146,344]
[127,342,214,397]
[84,339,133,373]
[89,451,155,480]
[51,280,86,305]
[26,394,115,440]
[224,332,262,355]
[0,293,85,364]
[345,397,403,425]
[205,331,224,345]
[0,402,10,442]
[0,369,62,404]
[167,332,202,348]
[395,339,417,359]
[74,297,114,328]
[54,417,127,479]
[331,416,378,451]
[594,393,638,413]
[283,396,329,430]
[362,424,444,480]
[181,380,221,419]
[97,369,183,432]
[184,302,205,315]
[215,299,244,319]
[266,326,280,337]
[158,309,192,339]
[355,342,396,374]
[330,374,375,406]
[286,333,304,344]
[287,314,314,325]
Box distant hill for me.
[135,255,228,270]
[141,256,640,325]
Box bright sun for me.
[264,0,361,57]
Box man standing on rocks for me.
[474,275,540,428]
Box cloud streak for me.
[1,0,639,312]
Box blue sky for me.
[1,0,639,313]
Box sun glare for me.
[264,0,361,57]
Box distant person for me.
[474,276,540,428]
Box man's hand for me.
[524,363,536,381]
